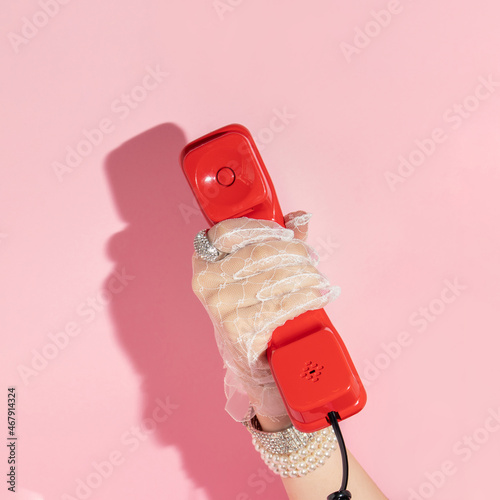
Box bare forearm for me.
[254,413,388,500]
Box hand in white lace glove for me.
[191,211,340,422]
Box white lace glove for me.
[191,211,340,422]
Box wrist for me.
[253,412,292,432]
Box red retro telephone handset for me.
[181,124,366,498]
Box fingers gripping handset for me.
[181,124,366,432]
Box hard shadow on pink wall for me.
[104,123,279,499]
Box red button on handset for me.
[216,167,235,186]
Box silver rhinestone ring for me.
[193,230,226,262]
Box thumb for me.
[284,211,312,241]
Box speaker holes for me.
[300,361,324,382]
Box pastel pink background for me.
[2,1,499,499]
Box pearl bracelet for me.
[243,415,337,478]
